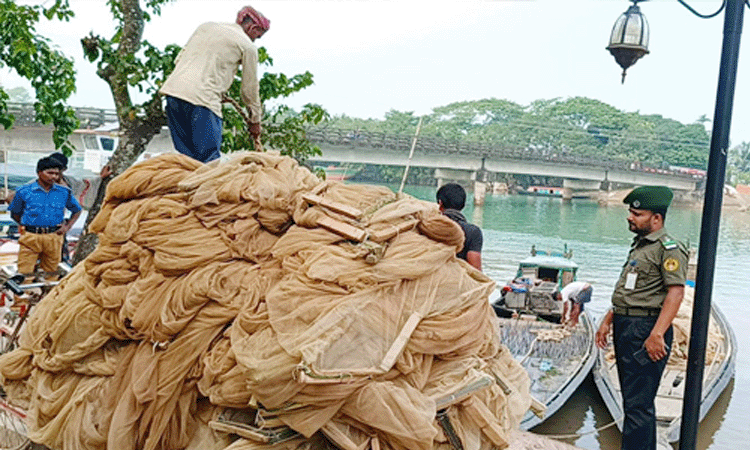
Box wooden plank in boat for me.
[603,363,620,390]
[656,397,683,421]
[657,370,682,397]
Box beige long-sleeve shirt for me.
[159,22,262,122]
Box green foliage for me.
[342,163,434,186]
[259,71,315,100]
[81,4,181,122]
[728,142,750,186]
[380,110,420,135]
[82,33,180,97]
[0,89,10,129]
[325,97,713,172]
[76,0,326,168]
[221,47,329,163]
[429,98,526,141]
[0,0,79,154]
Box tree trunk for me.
[71,0,164,266]
[72,118,163,265]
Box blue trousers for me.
[613,314,673,450]
[165,96,223,163]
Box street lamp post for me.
[607,1,745,449]
[683,2,744,449]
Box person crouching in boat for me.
[559,281,592,327]
[595,186,687,450]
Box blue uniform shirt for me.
[9,181,82,227]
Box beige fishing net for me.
[665,286,726,368]
[0,152,531,450]
[603,286,726,367]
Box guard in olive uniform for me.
[595,186,688,450]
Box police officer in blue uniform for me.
[595,185,688,450]
[9,156,82,277]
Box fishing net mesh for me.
[0,152,530,450]
[604,286,726,367]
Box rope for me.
[534,416,622,440]
[519,336,538,365]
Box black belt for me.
[23,225,61,234]
[613,306,661,317]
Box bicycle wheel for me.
[0,397,29,450]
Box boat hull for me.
[592,298,736,445]
[497,311,597,430]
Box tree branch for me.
[119,0,144,55]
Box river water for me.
[398,185,748,450]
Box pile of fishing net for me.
[0,152,531,450]
[665,286,725,368]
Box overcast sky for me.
[4,0,750,144]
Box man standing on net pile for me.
[437,183,483,271]
[159,5,270,163]
[8,156,82,279]
[595,185,688,450]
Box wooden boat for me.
[516,186,588,200]
[519,186,566,197]
[490,246,597,430]
[592,287,736,448]
[316,165,360,182]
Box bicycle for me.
[0,274,59,450]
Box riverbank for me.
[593,188,750,211]
[397,186,746,450]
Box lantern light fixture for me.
[604,1,748,450]
[606,0,650,83]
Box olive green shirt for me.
[611,228,688,309]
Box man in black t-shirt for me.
[436,183,483,271]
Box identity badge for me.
[625,273,637,290]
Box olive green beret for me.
[623,186,673,210]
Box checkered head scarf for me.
[236,6,270,33]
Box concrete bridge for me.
[304,128,704,199]
[0,103,703,199]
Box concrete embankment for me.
[594,188,750,211]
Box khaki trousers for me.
[17,231,64,275]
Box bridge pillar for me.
[562,178,603,191]
[472,204,484,228]
[561,188,573,202]
[489,181,509,194]
[562,178,602,201]
[434,168,476,188]
[474,181,487,206]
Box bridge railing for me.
[305,128,703,179]
[2,104,703,180]
[3,102,118,129]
